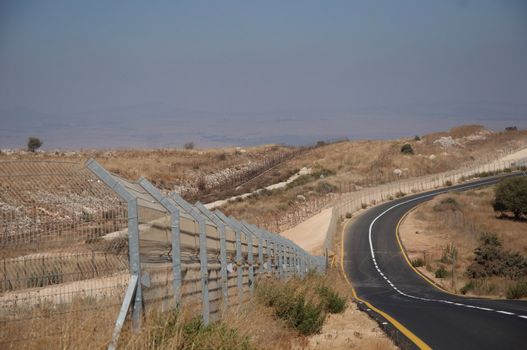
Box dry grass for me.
[400,186,527,297]
[1,297,121,350]
[2,270,395,349]
[221,126,527,229]
[0,144,294,196]
[2,125,526,231]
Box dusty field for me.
[304,301,397,350]
[399,186,527,298]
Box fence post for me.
[169,193,210,325]
[283,239,289,279]
[194,203,228,307]
[235,227,243,301]
[138,179,183,306]
[214,211,244,303]
[86,159,143,329]
[196,217,210,325]
[271,236,278,277]
[278,238,284,279]
[126,201,142,328]
[257,235,263,274]
[247,225,265,275]
[246,228,254,291]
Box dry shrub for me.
[401,186,527,297]
[120,308,253,350]
[255,272,347,335]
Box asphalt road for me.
[343,175,527,350]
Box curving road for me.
[343,175,527,350]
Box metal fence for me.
[274,152,527,235]
[313,156,527,252]
[0,161,130,348]
[0,159,325,348]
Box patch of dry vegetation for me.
[3,125,526,232]
[399,186,527,298]
[1,269,395,350]
[0,144,295,198]
[222,126,527,230]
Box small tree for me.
[493,177,527,219]
[183,142,195,150]
[401,143,414,155]
[27,137,43,152]
[414,135,421,141]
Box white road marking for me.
[366,179,526,321]
[496,311,515,315]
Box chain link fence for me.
[1,160,325,348]
[0,161,130,348]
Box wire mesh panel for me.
[0,161,130,347]
[0,158,327,349]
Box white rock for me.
[433,136,459,149]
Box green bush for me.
[466,233,503,278]
[506,280,527,299]
[289,294,325,335]
[433,197,459,212]
[287,174,313,189]
[316,181,337,194]
[148,312,253,350]
[272,289,325,335]
[345,212,352,219]
[183,318,253,350]
[411,258,425,267]
[460,280,475,295]
[466,232,527,279]
[317,286,346,314]
[256,280,325,335]
[256,276,347,336]
[183,141,195,150]
[27,137,43,152]
[493,177,527,219]
[435,265,448,278]
[401,143,414,155]
[445,180,453,187]
[286,168,335,190]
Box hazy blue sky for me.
[1,0,526,149]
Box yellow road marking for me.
[395,208,456,296]
[340,218,432,350]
